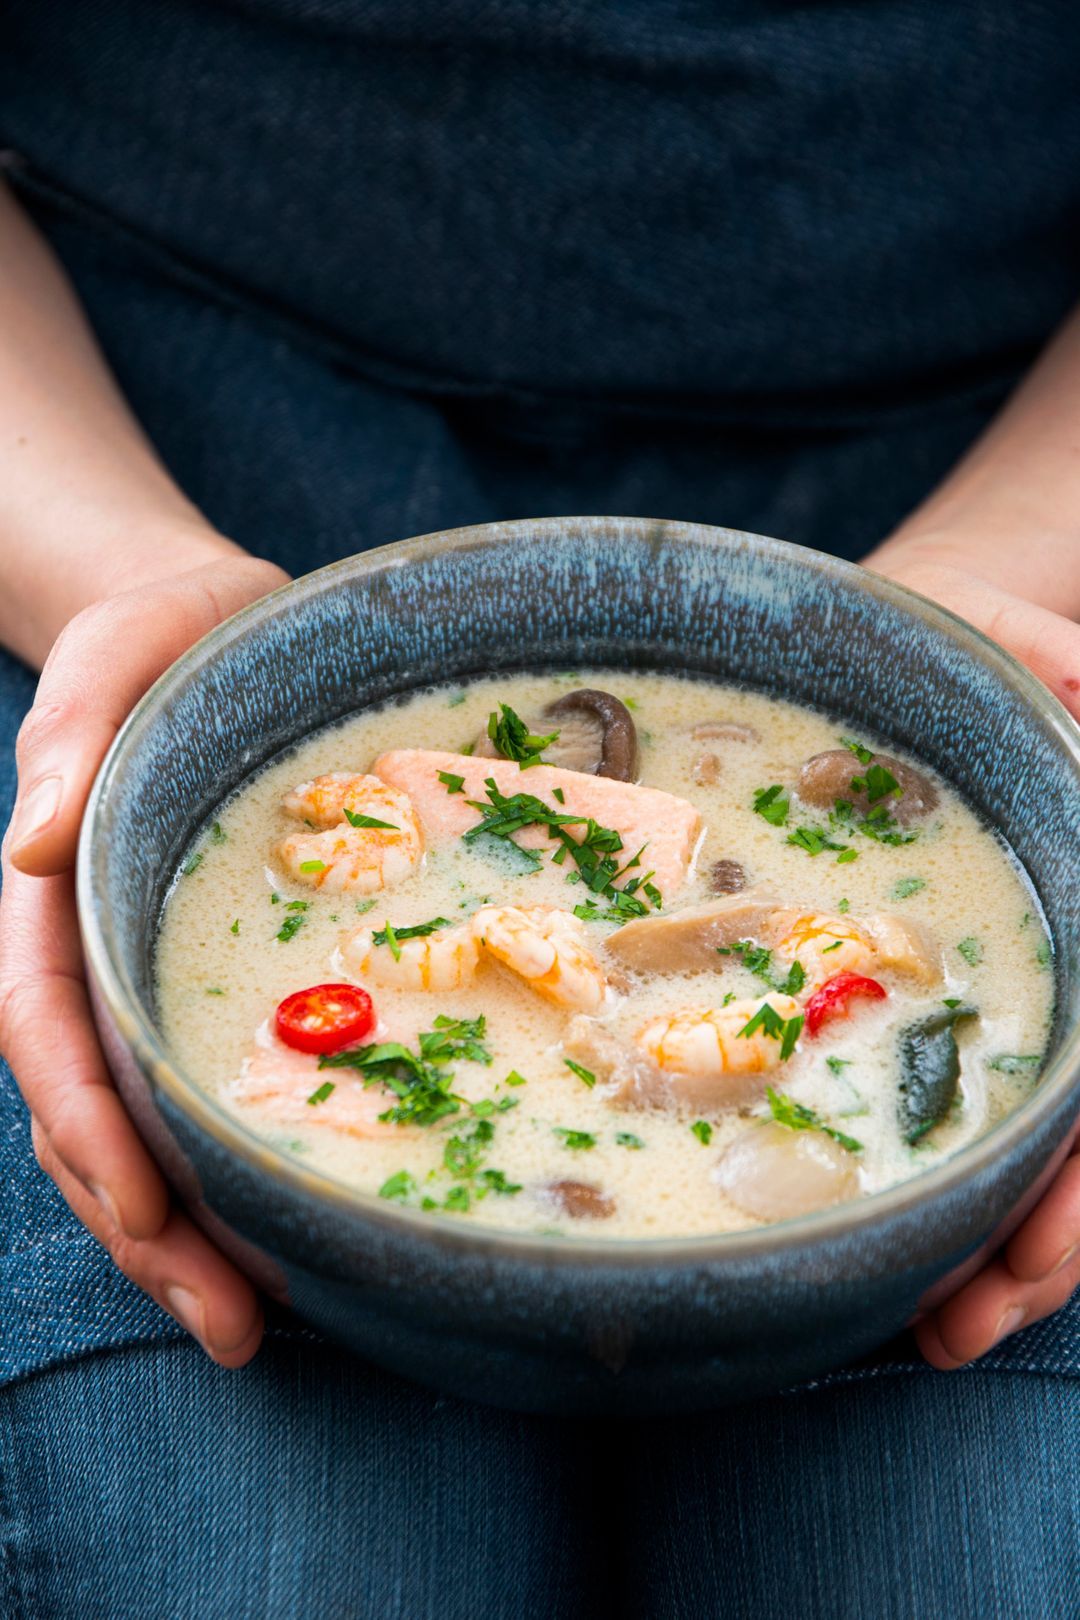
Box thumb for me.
[7,554,288,877]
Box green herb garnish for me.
[752,784,790,826]
[615,1132,644,1150]
[182,851,204,876]
[486,703,559,768]
[343,808,399,830]
[379,1170,415,1201]
[438,771,465,794]
[504,1069,528,1087]
[736,1002,804,1061]
[373,916,451,950]
[720,941,805,997]
[554,1128,597,1151]
[299,859,325,874]
[841,736,874,766]
[690,1120,713,1146]
[307,1080,335,1106]
[767,1087,862,1153]
[564,1058,597,1089]
[987,1054,1042,1075]
[892,877,926,900]
[956,937,983,967]
[230,919,240,935]
[276,912,306,943]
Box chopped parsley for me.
[850,762,901,805]
[766,1087,862,1153]
[448,691,466,707]
[372,916,452,953]
[892,877,926,900]
[826,1055,851,1075]
[464,778,660,915]
[737,1001,804,1061]
[285,899,309,912]
[182,851,204,876]
[486,703,559,768]
[276,912,306,943]
[504,1069,528,1087]
[690,1120,713,1146]
[230,918,240,935]
[552,786,566,804]
[438,771,465,794]
[837,898,851,913]
[379,1170,415,1201]
[307,1080,335,1106]
[564,1058,597,1089]
[956,937,983,967]
[719,941,805,997]
[987,1054,1042,1075]
[841,736,874,766]
[343,807,399,830]
[554,1128,597,1151]
[210,821,227,844]
[355,898,376,915]
[318,1014,491,1127]
[1036,938,1052,969]
[752,784,790,826]
[206,986,225,997]
[836,848,859,865]
[787,825,848,857]
[615,1131,644,1150]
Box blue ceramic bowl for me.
[77,519,1080,1414]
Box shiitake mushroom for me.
[475,687,639,780]
[546,1180,616,1219]
[797,750,938,825]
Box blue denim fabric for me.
[1,1339,1077,1618]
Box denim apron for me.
[2,0,1079,1387]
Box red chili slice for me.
[274,983,375,1055]
[805,971,887,1037]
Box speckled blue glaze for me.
[77,519,1080,1414]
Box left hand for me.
[864,539,1080,1368]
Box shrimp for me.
[230,1026,404,1139]
[277,772,423,894]
[771,909,942,986]
[770,912,878,985]
[634,995,801,1110]
[472,904,608,1013]
[343,921,480,991]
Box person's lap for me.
[2,1337,1077,1619]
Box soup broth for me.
[156,672,1053,1238]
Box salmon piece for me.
[229,1028,407,1139]
[372,749,702,899]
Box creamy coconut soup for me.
[156,673,1054,1238]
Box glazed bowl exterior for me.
[77,519,1080,1414]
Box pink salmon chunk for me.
[372,749,702,899]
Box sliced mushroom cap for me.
[797,750,938,825]
[545,1179,616,1219]
[605,893,778,975]
[542,689,639,781]
[691,720,760,744]
[709,859,747,895]
[715,1122,859,1221]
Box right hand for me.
[0,550,289,1365]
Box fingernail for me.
[10,775,62,852]
[89,1181,122,1231]
[1047,1241,1079,1279]
[992,1305,1027,1345]
[164,1284,208,1346]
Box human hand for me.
[0,550,289,1366]
[864,538,1080,1367]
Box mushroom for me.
[473,688,639,781]
[545,1180,616,1219]
[605,893,778,975]
[715,1122,859,1221]
[692,751,722,786]
[691,720,760,744]
[797,750,938,825]
[541,689,639,781]
[564,1016,670,1110]
[709,859,747,895]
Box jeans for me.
[2,1336,1078,1618]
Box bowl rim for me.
[77,517,1080,1267]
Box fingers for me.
[1006,1147,1080,1282]
[34,1122,263,1367]
[8,554,287,875]
[868,558,1080,724]
[916,1143,1080,1370]
[0,863,169,1239]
